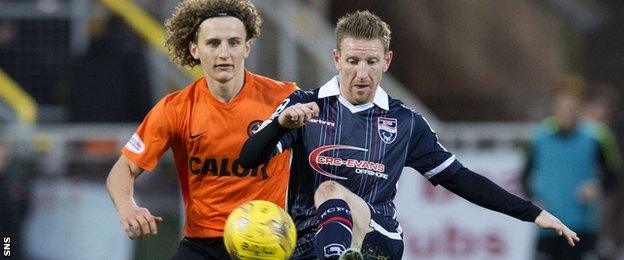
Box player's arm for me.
[437,167,579,246]
[239,101,319,168]
[239,119,292,168]
[438,168,541,221]
[106,154,163,240]
[408,113,579,246]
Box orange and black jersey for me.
[122,70,297,238]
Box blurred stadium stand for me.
[1,0,623,259]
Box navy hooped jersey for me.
[265,76,463,255]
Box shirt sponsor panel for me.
[125,133,145,154]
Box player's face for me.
[190,17,251,84]
[333,37,392,105]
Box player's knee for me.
[314,181,345,206]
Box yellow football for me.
[224,200,297,260]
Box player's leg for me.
[360,208,404,259]
[313,180,373,259]
[170,237,231,260]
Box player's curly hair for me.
[164,0,262,68]
[335,10,391,53]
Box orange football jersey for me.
[122,70,297,238]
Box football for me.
[224,200,297,259]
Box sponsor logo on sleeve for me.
[309,118,336,127]
[125,133,145,154]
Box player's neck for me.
[205,71,245,103]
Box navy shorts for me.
[291,206,404,260]
[361,207,404,260]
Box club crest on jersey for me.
[247,120,264,136]
[378,117,397,144]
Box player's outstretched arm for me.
[439,168,542,222]
[239,102,319,168]
[534,210,580,246]
[439,168,579,247]
[106,155,163,240]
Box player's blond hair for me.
[164,0,262,68]
[335,10,391,53]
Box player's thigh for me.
[170,237,231,260]
[361,210,404,260]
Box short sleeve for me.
[405,113,462,185]
[121,99,172,172]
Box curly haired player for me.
[105,1,296,259]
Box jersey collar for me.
[318,76,389,111]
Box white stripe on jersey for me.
[421,116,449,152]
[255,119,272,133]
[370,219,402,240]
[421,115,436,132]
[424,155,456,179]
[276,141,283,154]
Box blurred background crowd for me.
[1,0,624,259]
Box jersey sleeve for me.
[405,113,463,185]
[121,98,172,172]
[257,90,308,153]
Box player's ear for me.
[382,50,393,72]
[333,49,341,70]
[243,39,252,58]
[189,41,199,60]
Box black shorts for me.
[170,237,231,260]
[361,206,404,260]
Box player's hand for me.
[534,210,580,246]
[118,205,163,240]
[278,102,320,129]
